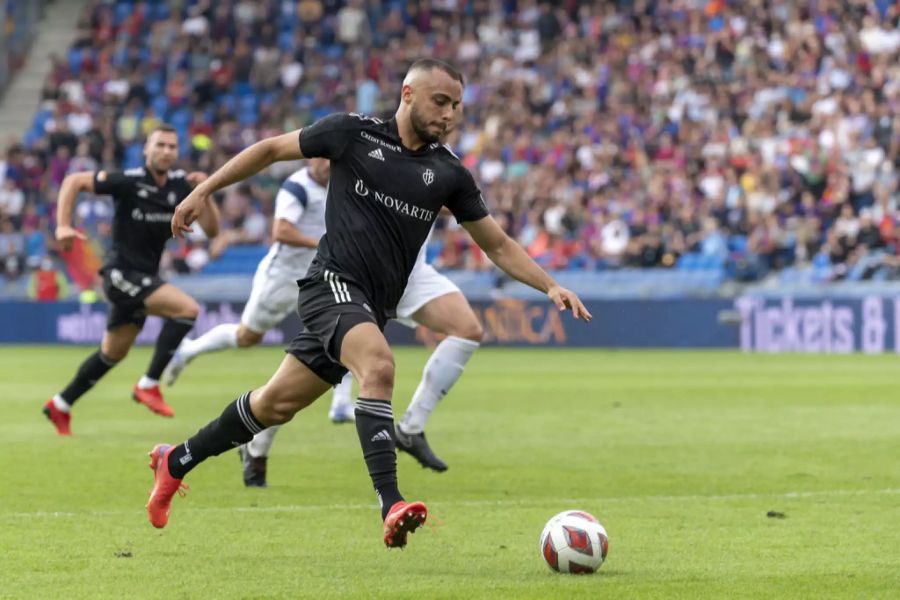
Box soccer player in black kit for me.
[43,125,220,435]
[150,59,591,548]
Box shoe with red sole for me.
[133,385,175,417]
[42,400,71,436]
[383,500,428,548]
[146,444,188,529]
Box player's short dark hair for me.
[407,58,465,86]
[151,123,177,136]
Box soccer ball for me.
[540,510,609,574]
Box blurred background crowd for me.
[1,0,899,299]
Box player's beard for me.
[148,157,173,176]
[410,104,445,145]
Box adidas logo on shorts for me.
[368,148,385,161]
[370,429,392,442]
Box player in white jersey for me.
[163,158,330,388]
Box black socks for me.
[355,398,403,519]
[167,392,263,479]
[59,350,118,406]
[146,317,195,380]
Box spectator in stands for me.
[0,179,25,225]
[27,256,69,302]
[0,218,25,279]
[4,0,899,288]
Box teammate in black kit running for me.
[146,59,591,549]
[42,125,220,435]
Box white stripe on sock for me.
[237,393,262,434]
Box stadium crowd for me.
[1,0,899,293]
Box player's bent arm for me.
[196,196,221,238]
[462,215,556,293]
[462,216,593,321]
[272,219,319,248]
[55,172,95,250]
[56,172,95,228]
[194,130,304,197]
[173,131,305,237]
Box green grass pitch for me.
[1,346,899,599]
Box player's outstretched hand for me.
[171,189,206,238]
[547,285,592,321]
[56,225,86,252]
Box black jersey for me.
[298,113,489,314]
[93,167,194,274]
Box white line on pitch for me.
[4,487,900,520]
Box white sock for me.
[52,394,70,413]
[247,425,281,457]
[400,336,479,434]
[180,323,240,362]
[137,375,159,389]
[330,372,354,412]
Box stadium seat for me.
[151,96,170,120]
[124,143,144,169]
[67,48,84,75]
[278,31,295,51]
[233,82,255,98]
[114,3,132,25]
[145,73,164,96]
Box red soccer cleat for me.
[383,501,428,548]
[132,385,175,417]
[42,399,71,436]
[146,444,188,529]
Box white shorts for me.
[241,267,301,333]
[395,263,461,328]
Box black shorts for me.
[286,271,386,385]
[101,267,165,331]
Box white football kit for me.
[242,167,327,333]
[242,169,460,333]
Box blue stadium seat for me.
[170,108,192,128]
[233,81,255,98]
[677,253,701,270]
[812,252,830,268]
[145,73,164,96]
[67,48,84,75]
[152,3,171,21]
[124,143,144,169]
[216,93,237,112]
[278,31,295,51]
[728,235,748,253]
[151,96,170,119]
[238,108,258,126]
[114,3,132,25]
[238,95,258,112]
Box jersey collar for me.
[385,118,439,156]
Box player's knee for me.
[177,300,201,320]
[251,386,298,426]
[102,346,129,362]
[236,327,263,348]
[450,317,483,343]
[358,356,395,394]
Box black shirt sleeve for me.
[93,170,133,197]
[445,165,490,223]
[298,113,362,160]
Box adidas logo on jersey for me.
[371,429,392,442]
[368,148,385,161]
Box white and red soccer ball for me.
[540,510,609,574]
